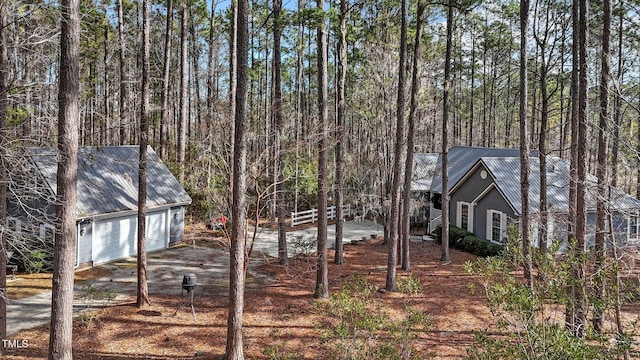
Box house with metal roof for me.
[7,146,192,267]
[412,146,532,232]
[449,156,640,250]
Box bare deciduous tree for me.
[0,0,8,349]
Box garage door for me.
[146,211,167,251]
[93,216,137,265]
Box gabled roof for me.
[30,146,192,218]
[430,146,533,193]
[478,156,640,215]
[411,153,439,191]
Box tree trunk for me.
[225,0,248,357]
[49,0,80,356]
[441,1,453,264]
[593,0,611,332]
[386,0,407,291]
[574,0,589,337]
[137,0,151,309]
[469,22,475,147]
[228,0,238,217]
[177,0,188,183]
[401,1,425,272]
[102,15,109,145]
[0,0,7,349]
[538,55,548,254]
[159,0,173,160]
[611,3,623,188]
[117,0,128,145]
[334,0,348,266]
[206,0,217,162]
[314,0,329,299]
[566,0,580,333]
[272,0,287,266]
[519,0,533,291]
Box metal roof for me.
[480,157,640,215]
[29,146,192,218]
[430,146,527,193]
[411,153,439,191]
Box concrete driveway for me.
[7,245,243,336]
[7,220,381,336]
[249,219,383,257]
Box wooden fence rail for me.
[291,204,352,226]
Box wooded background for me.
[4,0,638,218]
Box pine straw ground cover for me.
[5,234,639,359]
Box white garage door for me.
[146,211,167,251]
[93,216,137,265]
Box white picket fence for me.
[291,204,352,226]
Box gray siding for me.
[450,164,495,232]
[474,187,516,241]
[450,163,517,241]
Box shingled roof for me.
[29,146,191,219]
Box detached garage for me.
[29,146,191,267]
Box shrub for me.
[465,233,632,359]
[397,275,424,296]
[25,250,46,274]
[456,235,502,257]
[435,225,472,246]
[314,276,432,359]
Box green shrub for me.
[25,251,46,274]
[443,232,503,258]
[397,275,424,295]
[314,277,432,359]
[435,224,472,246]
[261,344,304,360]
[465,234,632,359]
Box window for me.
[487,210,507,243]
[432,193,442,210]
[491,212,502,242]
[7,217,21,232]
[40,224,56,244]
[6,217,21,243]
[456,202,473,232]
[628,215,640,242]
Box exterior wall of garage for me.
[77,206,184,266]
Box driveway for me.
[7,245,247,336]
[7,220,381,336]
[249,219,383,257]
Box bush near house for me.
[435,225,502,257]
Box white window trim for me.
[7,217,22,232]
[40,223,56,243]
[486,209,507,244]
[456,201,473,232]
[627,214,640,243]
